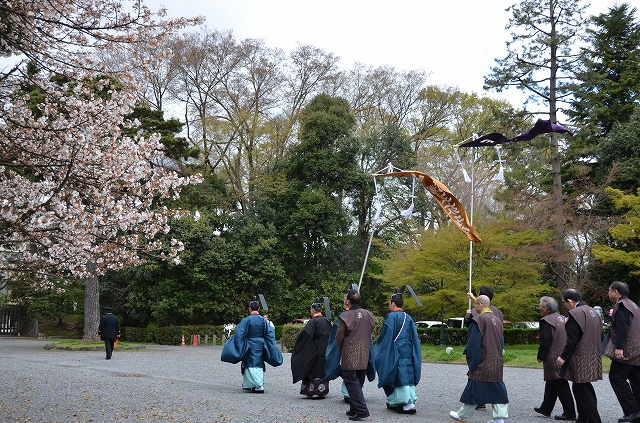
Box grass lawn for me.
[42,339,144,351]
[421,343,612,373]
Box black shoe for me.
[476,404,486,410]
[251,387,264,394]
[400,408,417,414]
[619,411,640,422]
[346,410,356,417]
[554,415,576,421]
[349,412,370,421]
[534,407,551,417]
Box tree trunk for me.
[82,261,100,342]
[549,1,567,289]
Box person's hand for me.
[467,292,476,302]
[466,309,472,314]
[556,357,565,366]
[615,349,624,360]
[537,359,542,363]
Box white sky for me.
[146,0,633,108]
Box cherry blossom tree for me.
[0,0,202,339]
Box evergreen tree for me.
[267,94,366,288]
[597,107,640,193]
[484,0,587,289]
[569,4,640,140]
[124,104,200,173]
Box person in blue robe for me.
[374,292,421,414]
[221,299,283,393]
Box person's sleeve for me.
[336,318,346,353]
[373,318,395,387]
[560,315,581,360]
[463,311,473,327]
[537,320,552,360]
[411,322,422,385]
[615,305,630,349]
[465,321,483,372]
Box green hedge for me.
[281,315,386,352]
[122,324,282,346]
[122,325,231,345]
[282,323,305,351]
[123,324,542,347]
[417,327,541,346]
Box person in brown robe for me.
[603,281,640,422]
[534,296,576,420]
[449,295,509,423]
[336,289,375,421]
[556,289,603,423]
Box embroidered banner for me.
[375,170,481,242]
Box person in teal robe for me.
[374,292,421,414]
[221,300,283,393]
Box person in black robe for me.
[291,301,332,398]
[98,307,120,360]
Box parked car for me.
[592,306,610,327]
[290,318,309,325]
[447,317,466,328]
[513,321,539,329]
[415,320,448,329]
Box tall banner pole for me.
[358,230,374,292]
[468,147,476,310]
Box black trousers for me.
[572,382,602,423]
[104,338,115,359]
[539,378,576,417]
[343,369,369,416]
[610,360,640,416]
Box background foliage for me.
[4,1,640,337]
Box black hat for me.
[105,307,114,312]
[390,288,403,304]
[249,297,260,310]
[311,298,323,311]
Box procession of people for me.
[215,283,640,422]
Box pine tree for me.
[484,0,588,288]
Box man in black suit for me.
[98,307,120,360]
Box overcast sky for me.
[146,0,635,108]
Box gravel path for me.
[0,338,623,422]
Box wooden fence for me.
[0,305,22,335]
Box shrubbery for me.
[120,324,543,347]
[122,324,285,346]
[417,327,541,346]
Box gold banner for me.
[375,170,481,243]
